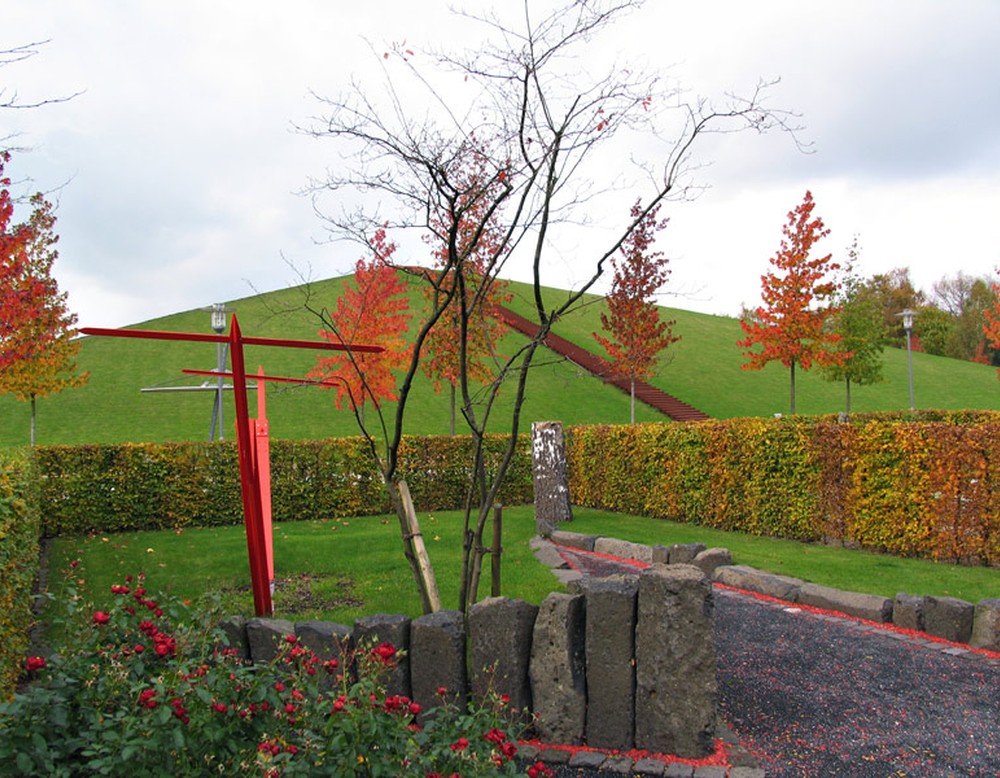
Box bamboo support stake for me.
[397,479,442,613]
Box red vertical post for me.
[229,315,273,617]
[255,366,274,585]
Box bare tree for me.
[299,0,799,613]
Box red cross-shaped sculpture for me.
[81,315,381,616]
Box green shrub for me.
[567,413,1000,565]
[34,434,533,537]
[1,572,543,777]
[0,449,40,701]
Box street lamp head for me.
[898,308,915,332]
[210,303,230,333]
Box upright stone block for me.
[635,565,716,759]
[295,620,351,689]
[529,592,587,744]
[353,613,411,697]
[532,421,573,532]
[692,547,732,578]
[668,543,706,565]
[893,593,926,631]
[410,610,467,718]
[218,616,249,659]
[246,617,297,663]
[970,598,1000,652]
[923,596,975,644]
[468,597,538,717]
[577,574,639,750]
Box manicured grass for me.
[46,507,1000,628]
[6,275,1000,447]
[565,510,1000,604]
[45,506,564,624]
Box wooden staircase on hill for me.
[495,306,711,422]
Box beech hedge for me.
[0,449,40,701]
[35,434,533,537]
[566,411,1000,566]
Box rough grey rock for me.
[923,595,975,643]
[529,592,587,744]
[568,751,607,769]
[652,544,671,564]
[530,536,568,569]
[532,421,573,531]
[246,617,297,663]
[713,564,803,601]
[798,582,893,623]
[353,613,411,697]
[576,574,639,750]
[668,543,706,565]
[218,616,249,659]
[692,547,732,577]
[970,598,1000,651]
[468,597,538,718]
[409,609,467,717]
[664,764,695,778]
[893,593,927,631]
[550,530,598,552]
[633,757,667,775]
[296,620,351,663]
[635,564,717,759]
[594,536,654,563]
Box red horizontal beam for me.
[79,326,383,353]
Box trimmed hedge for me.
[35,434,533,537]
[0,449,40,701]
[567,412,1000,566]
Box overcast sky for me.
[4,1,1000,329]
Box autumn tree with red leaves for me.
[738,191,844,414]
[0,151,87,444]
[981,269,1000,378]
[307,229,412,424]
[421,156,512,435]
[593,198,679,423]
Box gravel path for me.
[555,544,1000,777]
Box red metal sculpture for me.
[81,315,381,617]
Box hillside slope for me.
[3,276,999,446]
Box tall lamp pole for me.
[209,303,233,440]
[899,308,915,411]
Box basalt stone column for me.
[468,597,538,718]
[635,564,716,759]
[532,421,573,533]
[246,617,297,663]
[297,620,352,688]
[529,592,587,744]
[576,575,638,750]
[353,613,411,698]
[410,610,467,721]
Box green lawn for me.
[45,507,1000,628]
[6,275,1000,447]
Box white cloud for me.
[4,0,1000,328]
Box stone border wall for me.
[548,530,1000,653]
[220,564,718,760]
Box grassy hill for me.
[3,276,999,447]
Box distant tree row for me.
[739,190,1000,414]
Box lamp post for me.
[898,308,915,411]
[209,303,233,440]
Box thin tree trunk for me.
[449,382,456,436]
[30,394,37,446]
[789,360,796,415]
[630,377,636,424]
[845,378,852,415]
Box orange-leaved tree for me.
[593,198,679,423]
[981,268,1000,377]
[738,190,844,414]
[307,229,413,424]
[420,155,512,435]
[0,152,88,444]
